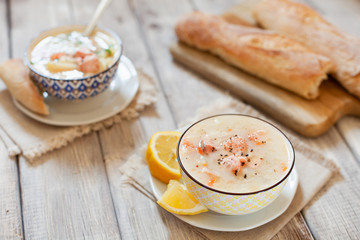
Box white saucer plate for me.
[150,168,298,232]
[13,56,139,126]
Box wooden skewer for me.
[83,0,113,36]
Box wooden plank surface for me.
[0,141,23,240]
[0,1,23,239]
[0,0,359,239]
[9,0,120,239]
[129,0,225,122]
[0,0,10,65]
[299,128,360,239]
[18,134,120,239]
[272,213,314,240]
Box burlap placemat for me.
[0,70,157,162]
[114,97,337,239]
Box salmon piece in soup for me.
[80,55,101,74]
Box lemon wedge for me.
[157,180,208,215]
[146,131,182,184]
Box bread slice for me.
[175,11,332,99]
[0,59,49,115]
[253,0,360,99]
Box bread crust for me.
[221,4,257,27]
[175,12,332,99]
[254,0,360,99]
[221,12,254,27]
[0,59,49,115]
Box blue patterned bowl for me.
[25,25,123,101]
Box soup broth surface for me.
[179,115,292,193]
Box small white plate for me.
[150,168,298,232]
[13,56,139,126]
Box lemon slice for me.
[146,131,182,184]
[157,180,208,215]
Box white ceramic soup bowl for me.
[177,114,295,215]
[25,25,123,101]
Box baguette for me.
[175,12,332,99]
[253,0,360,99]
[221,12,254,27]
[0,59,49,115]
[221,4,257,27]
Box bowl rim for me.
[176,114,296,196]
[24,24,123,81]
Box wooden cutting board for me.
[170,42,360,137]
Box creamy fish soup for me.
[178,115,292,193]
[30,30,120,79]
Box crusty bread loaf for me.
[221,11,254,27]
[0,59,49,115]
[253,0,360,99]
[175,11,332,99]
[221,3,257,27]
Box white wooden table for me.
[0,0,359,239]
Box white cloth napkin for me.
[0,71,157,162]
[114,97,337,239]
